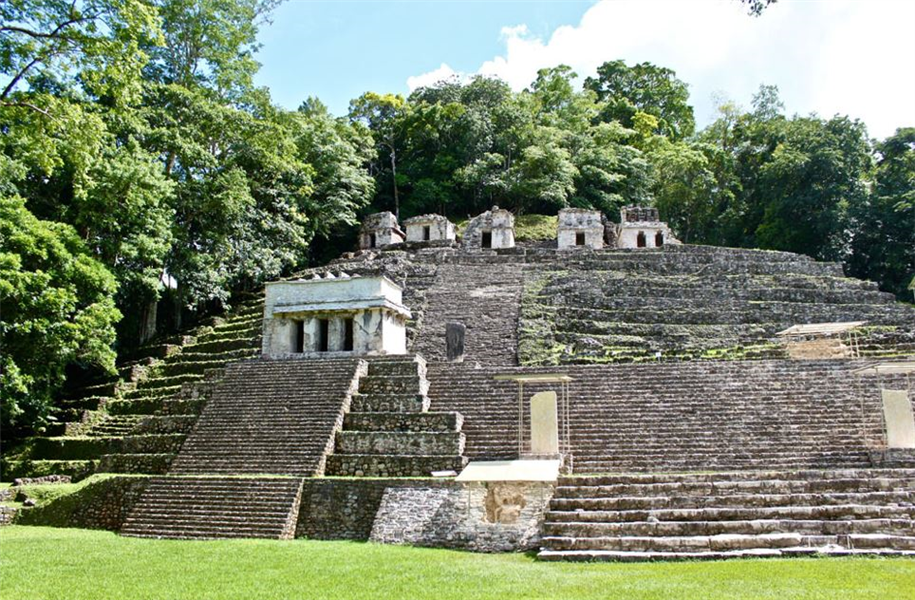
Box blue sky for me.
[256,1,593,113]
[254,1,915,139]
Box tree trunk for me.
[390,146,400,220]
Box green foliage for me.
[847,127,915,298]
[363,67,653,219]
[0,196,120,437]
[585,60,696,140]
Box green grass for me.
[2,527,913,600]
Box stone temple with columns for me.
[5,205,915,560]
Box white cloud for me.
[406,63,461,92]
[406,0,915,139]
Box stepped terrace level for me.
[427,359,913,473]
[312,242,915,366]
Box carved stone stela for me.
[484,482,527,524]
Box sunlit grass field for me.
[1,526,913,600]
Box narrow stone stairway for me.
[120,476,303,540]
[538,469,915,561]
[324,355,466,476]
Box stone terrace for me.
[426,360,910,473]
[316,244,915,366]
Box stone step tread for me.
[536,548,915,561]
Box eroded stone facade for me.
[558,208,604,250]
[463,206,515,250]
[608,205,680,249]
[403,214,455,243]
[359,211,405,249]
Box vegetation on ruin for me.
[2,0,913,438]
[1,527,912,600]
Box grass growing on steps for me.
[455,214,558,242]
[2,527,913,600]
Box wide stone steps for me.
[543,518,915,537]
[121,476,303,540]
[425,360,903,471]
[168,358,364,476]
[539,468,915,560]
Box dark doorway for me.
[637,231,646,248]
[655,231,664,247]
[369,233,376,248]
[481,231,492,249]
[295,321,305,353]
[318,319,329,352]
[575,232,586,246]
[343,318,354,351]
[423,225,431,241]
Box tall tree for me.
[585,60,695,140]
[1,195,120,438]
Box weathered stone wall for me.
[558,208,603,250]
[295,478,552,551]
[16,476,149,530]
[404,215,455,242]
[463,206,515,249]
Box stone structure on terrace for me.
[557,208,604,250]
[261,274,410,356]
[4,205,915,560]
[608,205,680,249]
[359,211,404,249]
[403,214,456,244]
[463,205,515,249]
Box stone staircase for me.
[120,476,303,540]
[169,358,365,476]
[325,355,466,476]
[2,297,264,480]
[426,360,912,472]
[538,469,915,561]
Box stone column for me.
[327,317,345,352]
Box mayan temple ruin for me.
[4,206,915,561]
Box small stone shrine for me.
[403,214,456,243]
[463,206,515,250]
[608,206,680,249]
[359,211,405,249]
[261,274,411,356]
[557,208,604,250]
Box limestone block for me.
[530,391,559,455]
[882,389,915,449]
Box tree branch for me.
[1,100,57,119]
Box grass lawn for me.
[1,526,913,600]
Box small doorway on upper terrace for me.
[482,231,493,249]
[637,231,647,248]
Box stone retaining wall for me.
[295,478,553,551]
[16,476,149,530]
